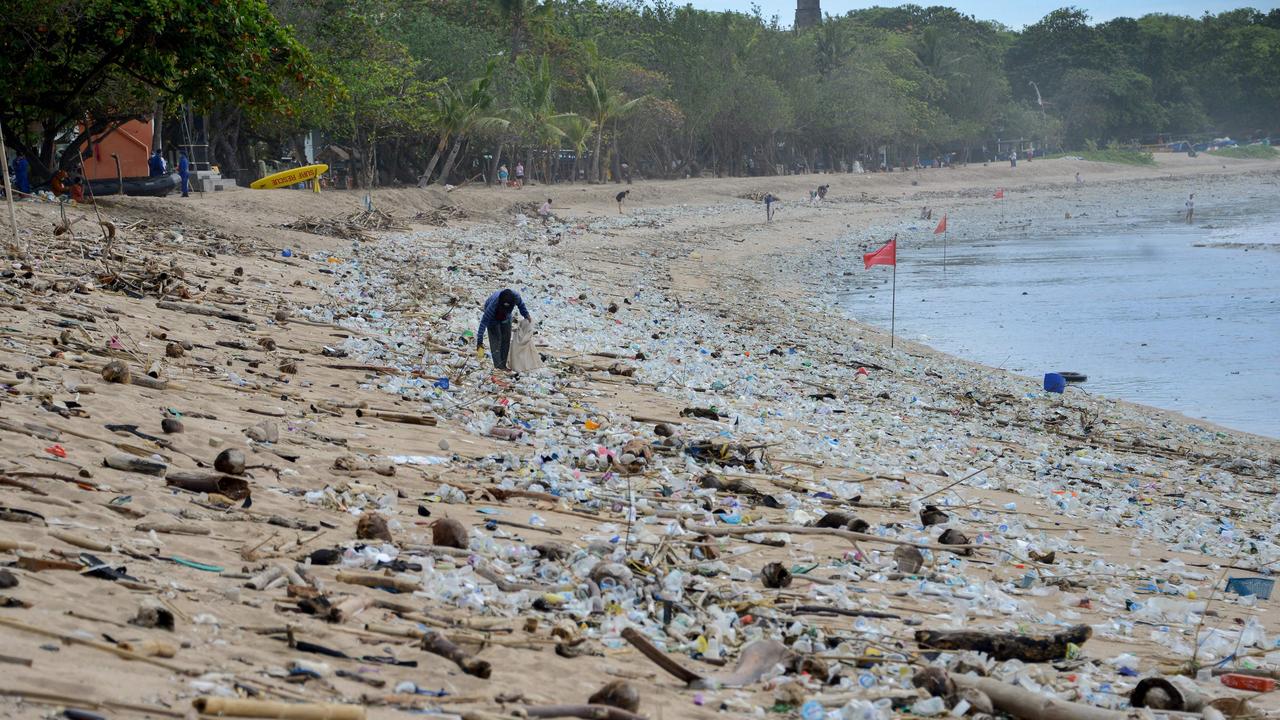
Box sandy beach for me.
[2,153,1279,719]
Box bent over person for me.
[477,289,532,370]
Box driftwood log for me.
[421,630,491,678]
[914,624,1091,662]
[157,300,255,324]
[524,705,647,720]
[918,670,1226,720]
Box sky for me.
[682,1,1277,29]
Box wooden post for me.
[0,120,20,257]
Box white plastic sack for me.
[509,318,542,372]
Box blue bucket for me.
[1044,373,1067,394]
[1226,577,1274,600]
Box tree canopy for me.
[4,1,1278,186]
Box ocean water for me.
[843,201,1280,438]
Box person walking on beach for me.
[515,162,525,188]
[498,164,509,187]
[178,149,191,198]
[12,152,30,195]
[817,184,829,201]
[149,149,167,177]
[1009,150,1017,168]
[477,288,533,371]
[538,197,553,225]
[763,192,777,222]
[1075,172,1082,186]
[615,189,630,214]
[1185,193,1195,224]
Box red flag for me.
[934,214,947,234]
[863,237,896,269]
[993,188,1005,199]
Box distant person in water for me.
[477,289,532,371]
[1185,193,1195,224]
[615,189,630,214]
[763,192,777,222]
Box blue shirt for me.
[178,155,189,175]
[149,154,166,176]
[478,290,530,340]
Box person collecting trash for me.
[477,289,533,370]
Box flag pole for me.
[890,248,897,349]
[943,224,948,276]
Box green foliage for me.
[1210,145,1280,159]
[0,0,323,175]
[31,0,1273,183]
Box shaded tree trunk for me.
[610,132,621,183]
[488,142,504,186]
[419,135,449,187]
[436,135,464,185]
[590,125,604,183]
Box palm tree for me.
[585,74,643,183]
[555,114,595,182]
[507,56,571,183]
[426,63,507,186]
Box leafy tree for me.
[584,74,643,183]
[422,61,507,186]
[0,0,322,182]
[555,113,595,182]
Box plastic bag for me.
[509,318,542,372]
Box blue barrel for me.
[1044,373,1067,393]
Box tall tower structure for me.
[795,0,821,30]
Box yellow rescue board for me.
[250,164,329,190]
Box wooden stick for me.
[619,627,703,684]
[354,408,437,426]
[0,616,193,675]
[0,688,184,718]
[193,697,366,719]
[49,530,112,552]
[336,570,420,593]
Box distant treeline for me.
[3,1,1278,186]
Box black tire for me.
[1058,371,1087,383]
